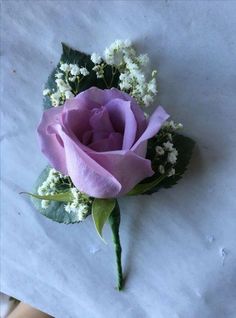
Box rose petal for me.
[89,132,123,152]
[90,150,154,196]
[89,106,114,133]
[62,99,91,141]
[74,87,147,138]
[132,106,169,156]
[58,127,122,198]
[104,88,147,139]
[105,99,137,150]
[37,106,68,175]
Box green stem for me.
[109,202,123,291]
[109,66,117,88]
[102,76,110,89]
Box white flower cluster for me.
[104,39,132,65]
[38,168,91,221]
[64,188,91,221]
[43,63,89,107]
[90,53,104,78]
[38,168,67,209]
[155,121,183,177]
[162,120,183,132]
[90,40,158,107]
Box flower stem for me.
[109,201,123,291]
[109,66,117,88]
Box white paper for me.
[1,1,236,317]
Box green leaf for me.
[129,134,195,195]
[43,43,120,109]
[21,191,73,202]
[31,166,84,224]
[92,198,116,241]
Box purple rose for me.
[38,87,169,198]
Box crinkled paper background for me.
[1,1,236,317]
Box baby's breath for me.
[43,62,90,107]
[89,40,158,108]
[38,168,69,208]
[105,40,158,107]
[37,169,91,221]
[154,120,183,178]
[91,53,102,64]
[64,188,92,221]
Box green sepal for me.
[92,198,116,242]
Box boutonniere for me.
[24,40,194,290]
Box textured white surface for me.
[1,1,236,317]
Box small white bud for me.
[152,70,157,77]
[91,53,102,64]
[43,89,51,96]
[50,91,61,107]
[60,63,70,72]
[167,151,178,164]
[68,76,76,82]
[65,90,74,99]
[167,168,175,177]
[80,67,89,76]
[55,72,63,79]
[70,64,80,76]
[163,141,174,151]
[158,165,165,174]
[155,146,165,156]
[176,123,183,129]
[41,200,50,209]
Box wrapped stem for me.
[109,201,123,290]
